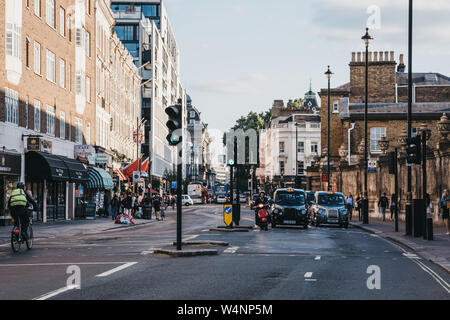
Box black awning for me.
[58,156,88,183]
[26,151,70,182]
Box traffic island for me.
[209,228,249,232]
[217,225,254,230]
[153,249,219,257]
[172,240,229,246]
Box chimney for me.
[357,52,361,62]
[352,52,356,62]
[374,51,378,62]
[397,54,406,72]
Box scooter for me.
[256,203,269,231]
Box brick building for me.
[318,50,450,191]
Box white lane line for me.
[412,259,450,294]
[33,285,80,300]
[304,272,313,278]
[224,246,239,254]
[314,256,321,261]
[0,262,132,267]
[183,235,199,241]
[95,262,137,278]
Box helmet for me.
[17,182,25,189]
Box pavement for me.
[350,217,450,274]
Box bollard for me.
[426,218,433,241]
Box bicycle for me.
[11,214,33,253]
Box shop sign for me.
[95,153,109,164]
[74,145,96,158]
[27,137,41,151]
[41,140,52,153]
[0,153,21,175]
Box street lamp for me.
[325,66,333,191]
[294,122,303,188]
[362,27,372,224]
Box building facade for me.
[111,0,187,185]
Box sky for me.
[164,0,450,154]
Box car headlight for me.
[298,209,305,216]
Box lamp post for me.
[325,66,333,191]
[361,27,373,224]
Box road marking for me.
[314,256,321,261]
[224,246,239,254]
[0,262,132,267]
[95,262,138,278]
[184,235,199,241]
[402,252,421,260]
[33,285,79,300]
[411,259,450,294]
[304,272,313,278]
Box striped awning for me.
[86,167,114,190]
[113,168,128,181]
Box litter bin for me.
[143,205,152,220]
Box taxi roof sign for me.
[286,189,295,193]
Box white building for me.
[260,91,321,188]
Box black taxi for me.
[270,188,309,229]
[310,191,349,228]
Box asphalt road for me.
[0,204,448,300]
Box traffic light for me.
[406,136,421,165]
[165,103,182,146]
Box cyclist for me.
[8,182,37,239]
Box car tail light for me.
[14,228,20,235]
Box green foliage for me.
[223,110,271,146]
[287,98,304,108]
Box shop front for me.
[85,167,114,219]
[25,151,88,222]
[0,151,21,226]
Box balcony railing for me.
[111,6,142,20]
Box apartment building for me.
[111,0,187,185]
[0,0,96,223]
[95,0,141,168]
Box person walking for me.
[346,193,354,221]
[389,194,398,221]
[425,193,433,218]
[356,193,362,221]
[123,193,133,216]
[111,193,120,221]
[152,194,162,221]
[439,190,449,235]
[378,193,389,222]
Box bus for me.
[214,185,228,203]
[187,183,203,204]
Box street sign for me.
[171,181,177,189]
[368,160,377,173]
[133,171,141,183]
[321,174,329,183]
[223,204,233,227]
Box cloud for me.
[231,5,246,16]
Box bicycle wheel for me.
[26,226,33,249]
[11,231,21,253]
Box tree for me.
[287,98,304,108]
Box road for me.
[0,204,448,300]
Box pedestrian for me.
[171,195,176,209]
[152,193,162,221]
[111,193,120,221]
[438,189,449,235]
[378,193,389,222]
[389,194,397,221]
[123,192,133,216]
[346,193,354,221]
[425,193,433,218]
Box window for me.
[85,122,91,145]
[76,71,85,96]
[296,123,306,129]
[25,96,29,128]
[190,111,195,118]
[46,50,55,82]
[370,127,386,154]
[60,111,65,139]
[46,0,55,28]
[311,142,318,154]
[59,59,65,88]
[279,142,285,153]
[279,161,285,175]
[75,118,83,144]
[46,105,55,136]
[297,161,304,175]
[34,41,41,75]
[25,38,30,67]
[34,100,41,132]
[59,7,65,36]
[5,88,19,125]
[297,141,305,153]
[310,123,320,128]
[76,28,84,47]
[333,100,339,113]
[85,31,90,57]
[34,0,41,17]
[86,77,91,102]
[6,23,21,59]
[86,0,91,15]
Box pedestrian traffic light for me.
[165,103,182,146]
[406,136,421,165]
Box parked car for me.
[270,188,309,229]
[310,191,348,228]
[181,195,194,206]
[239,193,247,203]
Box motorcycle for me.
[256,203,269,231]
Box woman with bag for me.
[439,190,449,235]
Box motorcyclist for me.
[8,182,37,239]
[254,191,270,225]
